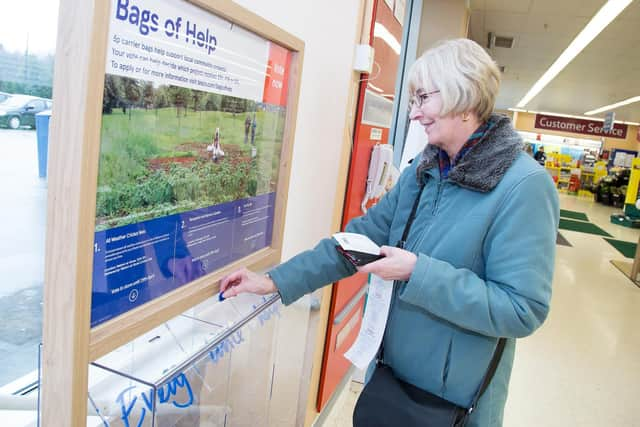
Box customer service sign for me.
[535,114,628,139]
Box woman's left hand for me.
[357,246,417,281]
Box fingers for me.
[222,281,249,299]
[358,257,387,274]
[378,245,395,256]
[357,247,417,281]
[220,269,246,292]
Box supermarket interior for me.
[0,0,639,426]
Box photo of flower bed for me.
[95,75,285,230]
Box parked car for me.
[0,92,11,103]
[0,95,52,129]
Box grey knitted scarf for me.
[415,113,523,192]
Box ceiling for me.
[468,0,640,122]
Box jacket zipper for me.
[432,180,445,215]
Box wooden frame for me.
[42,1,304,425]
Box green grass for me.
[99,108,285,185]
[95,107,286,229]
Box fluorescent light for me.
[373,23,401,55]
[584,95,640,115]
[508,108,527,113]
[538,111,605,121]
[516,0,632,108]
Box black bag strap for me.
[386,182,507,412]
[468,337,506,413]
[396,183,425,250]
[380,183,425,361]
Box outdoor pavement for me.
[0,128,47,387]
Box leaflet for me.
[344,274,393,370]
[333,232,381,255]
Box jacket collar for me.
[415,113,523,192]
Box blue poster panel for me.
[91,0,292,326]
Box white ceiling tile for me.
[460,0,638,119]
[484,12,528,34]
[528,0,603,19]
[523,15,589,36]
[485,0,532,14]
[619,0,640,20]
[469,0,488,12]
[595,15,640,42]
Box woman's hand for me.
[219,268,277,299]
[357,246,417,281]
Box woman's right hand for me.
[219,268,277,299]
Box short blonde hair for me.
[408,38,501,122]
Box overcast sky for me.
[0,0,60,55]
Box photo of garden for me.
[95,75,286,230]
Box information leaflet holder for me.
[42,0,304,425]
[79,294,282,427]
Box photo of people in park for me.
[95,74,286,230]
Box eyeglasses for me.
[409,90,440,108]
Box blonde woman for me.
[221,39,559,426]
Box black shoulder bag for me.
[353,184,507,427]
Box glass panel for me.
[224,305,278,426]
[90,0,293,327]
[85,294,282,427]
[0,0,58,389]
[87,363,156,427]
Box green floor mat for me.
[560,209,589,221]
[604,238,637,258]
[559,218,612,237]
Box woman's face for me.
[409,89,462,149]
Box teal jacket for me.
[269,115,559,425]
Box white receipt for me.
[333,232,381,255]
[344,274,393,370]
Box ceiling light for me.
[516,0,632,108]
[584,95,640,115]
[538,111,605,121]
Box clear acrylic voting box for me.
[79,293,283,427]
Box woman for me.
[221,39,559,426]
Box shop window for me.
[0,1,58,390]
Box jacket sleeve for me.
[269,168,407,305]
[400,170,559,338]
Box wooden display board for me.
[41,1,304,425]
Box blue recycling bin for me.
[35,110,52,178]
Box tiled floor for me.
[320,193,640,426]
